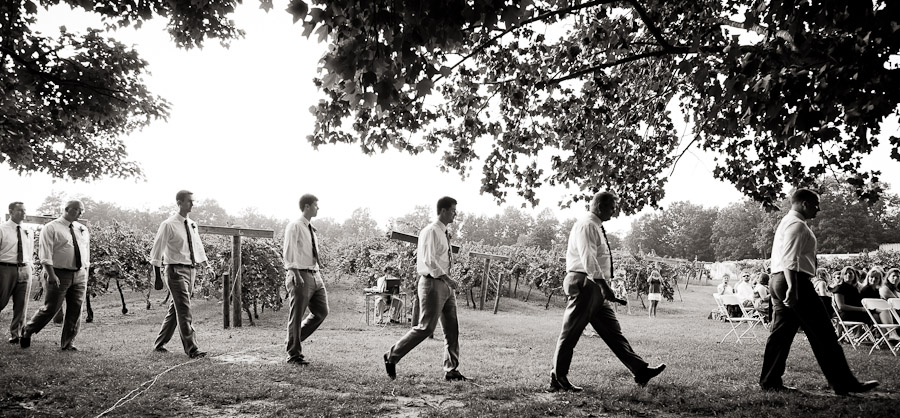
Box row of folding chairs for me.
[713,293,768,344]
[833,297,900,356]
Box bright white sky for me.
[2,3,899,236]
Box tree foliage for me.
[1,0,247,179]
[294,0,900,212]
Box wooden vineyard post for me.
[197,225,274,329]
[480,258,490,310]
[231,235,242,327]
[223,272,231,328]
[492,273,503,314]
[467,251,510,311]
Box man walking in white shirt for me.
[760,188,877,395]
[551,191,665,391]
[282,194,329,365]
[150,190,213,359]
[0,202,34,344]
[384,196,466,381]
[21,200,89,351]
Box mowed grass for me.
[1,279,899,417]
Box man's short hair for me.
[436,196,457,215]
[64,200,83,211]
[589,191,618,212]
[791,188,818,205]
[176,190,193,203]
[8,202,23,212]
[299,194,318,211]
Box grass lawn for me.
[1,278,898,417]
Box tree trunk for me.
[115,278,128,315]
[84,292,93,323]
[513,273,520,298]
[525,285,532,302]
[243,301,255,326]
[253,298,259,319]
[545,289,554,310]
[145,270,153,310]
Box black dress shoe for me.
[154,347,169,353]
[19,333,31,349]
[445,369,468,381]
[287,357,310,365]
[61,346,78,351]
[835,380,879,396]
[189,351,207,359]
[384,354,396,380]
[8,337,19,344]
[634,363,666,387]
[761,384,798,393]
[550,372,583,392]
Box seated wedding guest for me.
[813,268,832,297]
[374,266,404,324]
[717,274,740,317]
[735,272,755,306]
[855,267,868,292]
[860,267,884,300]
[753,273,771,323]
[882,268,900,300]
[813,268,834,317]
[717,274,734,295]
[832,266,872,324]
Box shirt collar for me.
[788,209,807,222]
[57,217,74,227]
[175,213,188,222]
[433,220,448,233]
[586,212,604,226]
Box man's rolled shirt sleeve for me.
[149,223,168,267]
[38,224,55,266]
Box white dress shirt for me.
[735,281,755,302]
[283,217,321,270]
[149,214,208,267]
[416,220,451,278]
[39,217,90,269]
[0,220,34,264]
[717,283,734,294]
[565,213,612,281]
[770,210,817,276]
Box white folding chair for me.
[861,299,900,356]
[832,298,874,350]
[713,293,728,321]
[718,294,764,344]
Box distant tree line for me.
[625,179,900,261]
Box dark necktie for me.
[309,223,319,266]
[445,229,452,269]
[600,224,613,279]
[69,223,82,269]
[16,225,24,264]
[184,220,196,265]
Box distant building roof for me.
[879,243,900,252]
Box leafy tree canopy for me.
[293,0,900,213]
[1,0,244,180]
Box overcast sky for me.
[2,3,899,236]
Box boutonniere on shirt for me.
[24,230,30,238]
[79,226,86,234]
[191,223,197,231]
